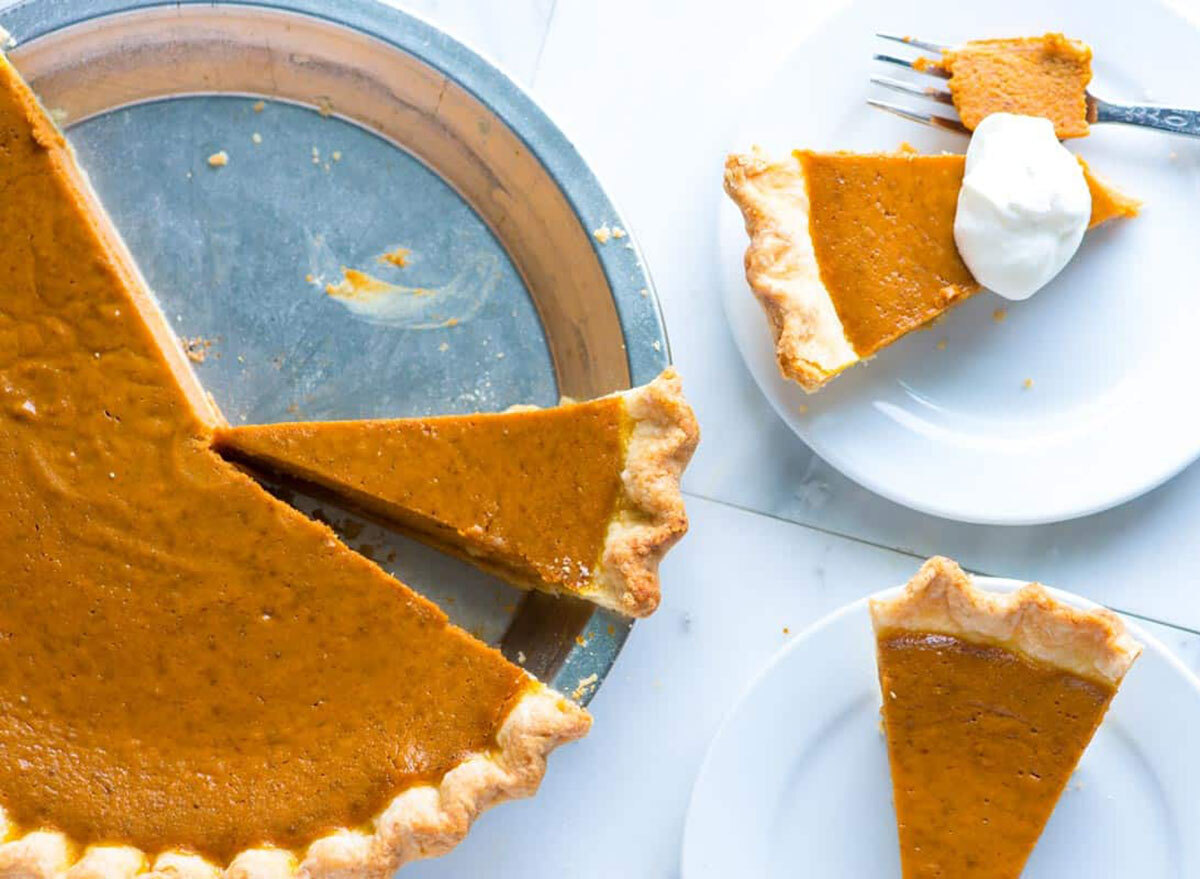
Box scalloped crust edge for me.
[722,147,857,392]
[870,557,1142,686]
[0,686,589,879]
[589,368,700,617]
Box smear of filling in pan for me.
[321,248,500,329]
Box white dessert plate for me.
[718,0,1200,524]
[681,576,1200,878]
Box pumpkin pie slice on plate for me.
[916,33,1094,139]
[723,147,1138,391]
[871,557,1141,878]
[214,371,699,618]
[0,54,587,878]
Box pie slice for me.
[214,371,699,618]
[916,34,1093,138]
[871,557,1141,878]
[0,54,587,878]
[723,147,1139,391]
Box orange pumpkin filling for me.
[0,56,532,863]
[920,34,1093,139]
[215,399,631,594]
[876,630,1116,878]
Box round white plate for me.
[719,0,1200,524]
[681,577,1200,878]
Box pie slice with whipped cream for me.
[723,147,1138,391]
[215,370,699,618]
[871,557,1141,878]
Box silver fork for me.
[869,33,1200,138]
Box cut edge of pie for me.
[0,684,589,879]
[723,147,1138,393]
[870,555,1141,690]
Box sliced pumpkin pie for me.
[917,34,1093,138]
[871,557,1141,878]
[214,371,699,618]
[0,54,587,878]
[724,147,1138,391]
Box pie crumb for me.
[516,650,526,665]
[181,336,214,363]
[936,338,948,351]
[571,674,598,701]
[1023,377,1035,390]
[332,150,343,162]
[992,307,1007,323]
[207,151,229,168]
[251,132,262,145]
[782,626,790,635]
[377,247,411,269]
[797,403,808,414]
[438,342,449,353]
[252,100,265,113]
[592,225,612,243]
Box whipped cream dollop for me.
[953,113,1091,301]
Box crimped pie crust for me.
[590,368,700,617]
[871,557,1142,685]
[0,686,588,879]
[723,147,857,391]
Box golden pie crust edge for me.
[0,685,589,879]
[870,556,1142,685]
[723,148,857,392]
[591,367,700,617]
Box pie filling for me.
[799,150,1138,358]
[799,151,977,358]
[0,56,536,863]
[924,34,1093,139]
[876,629,1116,879]
[214,398,633,597]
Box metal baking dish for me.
[1,0,670,702]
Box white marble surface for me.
[386,0,1200,875]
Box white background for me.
[14,0,1200,875]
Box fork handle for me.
[1092,97,1200,137]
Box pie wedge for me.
[871,557,1141,878]
[0,54,588,878]
[214,370,699,618]
[916,34,1093,138]
[723,147,1139,391]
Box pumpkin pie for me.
[214,370,698,618]
[723,147,1139,391]
[871,557,1141,878]
[916,34,1093,139]
[0,54,590,878]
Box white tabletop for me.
[376,1,1200,876]
[9,0,1198,873]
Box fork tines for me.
[870,33,965,133]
